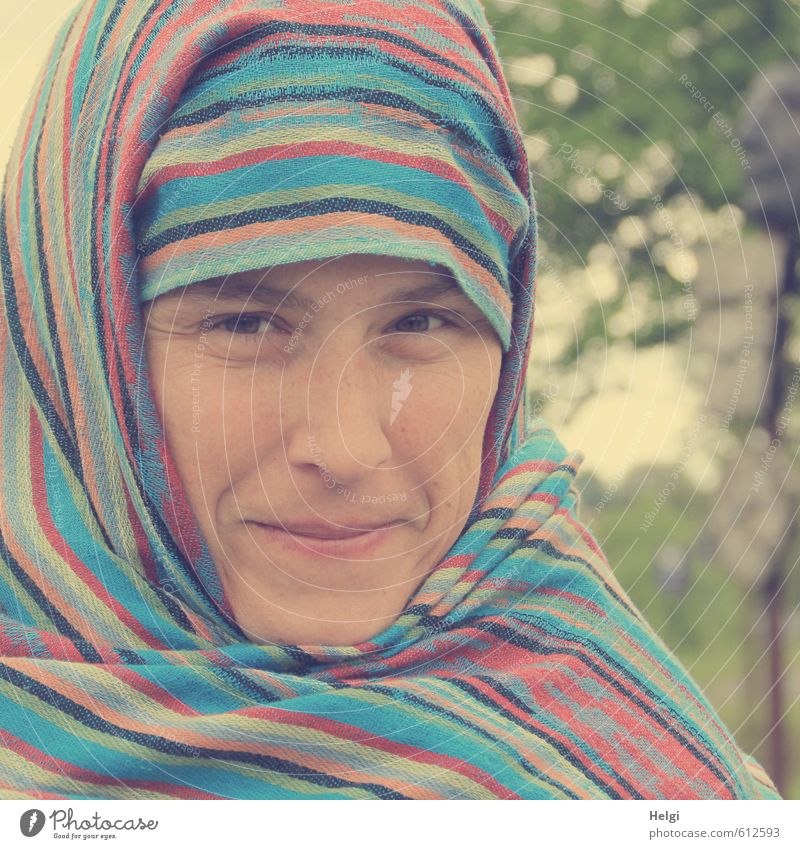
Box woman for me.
[0,0,780,799]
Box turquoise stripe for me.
[137,155,518,255]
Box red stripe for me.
[495,459,562,488]
[447,669,633,797]
[559,507,609,561]
[229,705,521,799]
[533,587,608,618]
[28,413,166,649]
[0,622,85,662]
[455,623,730,795]
[198,25,499,102]
[62,0,100,307]
[1,731,220,799]
[535,665,733,798]
[103,665,203,717]
[95,0,206,462]
[136,138,513,241]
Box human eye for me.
[210,312,280,336]
[390,311,452,334]
[202,310,289,361]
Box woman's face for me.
[143,254,503,645]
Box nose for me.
[283,346,393,485]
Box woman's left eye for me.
[214,314,277,335]
[391,312,449,333]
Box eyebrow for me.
[187,274,473,310]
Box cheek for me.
[146,344,278,502]
[398,360,498,489]
[186,370,284,470]
[402,359,497,442]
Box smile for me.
[248,521,403,558]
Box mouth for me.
[248,520,404,558]
[274,520,400,539]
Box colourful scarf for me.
[0,0,779,799]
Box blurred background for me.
[484,0,800,797]
[2,0,798,798]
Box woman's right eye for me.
[212,314,278,335]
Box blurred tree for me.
[483,0,800,797]
[485,0,800,363]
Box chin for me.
[236,613,397,647]
[217,569,414,647]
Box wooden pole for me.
[762,234,799,794]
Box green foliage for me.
[486,0,800,356]
[489,0,800,796]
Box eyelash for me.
[209,310,457,337]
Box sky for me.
[0,1,76,172]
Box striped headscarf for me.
[0,0,779,799]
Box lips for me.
[248,520,404,558]
[258,520,403,540]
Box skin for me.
[142,254,503,646]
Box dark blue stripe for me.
[0,526,103,663]
[472,619,738,796]
[138,196,505,285]
[0,662,409,799]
